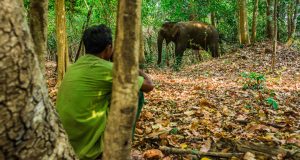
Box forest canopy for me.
[23,0,300,61]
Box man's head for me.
[83,24,113,60]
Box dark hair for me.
[83,24,112,54]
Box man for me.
[56,24,154,160]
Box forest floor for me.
[46,41,300,160]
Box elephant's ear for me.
[171,25,180,38]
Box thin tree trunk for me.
[55,0,69,86]
[84,0,89,9]
[211,12,216,27]
[70,0,76,13]
[238,0,250,45]
[287,2,293,38]
[139,26,145,64]
[266,0,274,39]
[276,1,280,41]
[29,0,48,71]
[209,0,216,27]
[288,0,299,42]
[237,10,241,43]
[103,0,142,159]
[251,0,259,44]
[286,0,300,46]
[0,0,77,159]
[75,6,93,62]
[271,0,278,72]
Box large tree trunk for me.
[271,0,278,72]
[55,0,69,86]
[0,0,77,159]
[29,0,48,71]
[251,0,259,44]
[238,0,250,45]
[103,0,142,159]
[266,0,274,39]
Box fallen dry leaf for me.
[143,149,163,159]
[243,152,255,160]
[200,138,212,152]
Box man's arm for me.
[139,70,154,93]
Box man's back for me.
[56,54,113,160]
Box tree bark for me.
[271,0,278,72]
[211,12,216,28]
[139,25,145,64]
[0,0,77,159]
[29,0,48,72]
[236,10,241,43]
[238,0,250,45]
[288,0,299,41]
[70,0,76,13]
[266,0,274,39]
[251,0,259,44]
[74,6,93,62]
[102,0,142,159]
[287,2,293,38]
[55,0,69,86]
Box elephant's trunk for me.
[157,30,164,65]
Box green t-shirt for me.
[56,54,144,160]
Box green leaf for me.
[266,97,279,110]
[169,128,178,134]
[257,75,266,81]
[269,90,276,97]
[244,105,252,109]
[242,84,248,90]
[241,72,248,78]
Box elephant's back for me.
[182,22,217,36]
[182,21,217,34]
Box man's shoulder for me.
[77,55,113,69]
[93,58,113,70]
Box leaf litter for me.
[46,42,300,159]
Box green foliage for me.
[241,72,279,110]
[41,0,296,63]
[45,0,118,61]
[244,104,252,109]
[241,72,266,90]
[169,128,179,134]
[266,97,279,110]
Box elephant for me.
[157,21,220,65]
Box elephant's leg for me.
[166,45,170,66]
[157,51,162,65]
[175,45,185,66]
[209,43,219,58]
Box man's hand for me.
[139,70,154,93]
